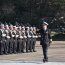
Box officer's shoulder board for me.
[48,29,51,34]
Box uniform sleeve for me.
[48,29,52,43]
[48,29,52,39]
[48,29,52,46]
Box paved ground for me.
[0,62,65,65]
[0,41,65,62]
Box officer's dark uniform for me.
[39,22,52,62]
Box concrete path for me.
[0,41,65,62]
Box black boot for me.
[43,58,48,63]
[33,50,36,52]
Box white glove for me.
[50,39,52,43]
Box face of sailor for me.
[19,26,21,31]
[6,25,9,30]
[27,27,29,30]
[42,24,47,30]
[22,27,25,31]
[0,26,1,30]
[25,28,29,33]
[31,27,33,31]
[10,26,13,30]
[33,27,36,31]
[1,25,4,29]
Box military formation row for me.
[0,23,37,55]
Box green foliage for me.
[0,0,65,29]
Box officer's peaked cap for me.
[42,21,48,25]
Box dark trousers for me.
[13,38,17,53]
[1,38,6,54]
[0,41,1,54]
[17,39,22,53]
[9,38,13,54]
[29,38,33,52]
[26,38,30,52]
[0,38,5,55]
[22,38,26,52]
[42,43,48,60]
[32,38,36,51]
[5,38,9,54]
